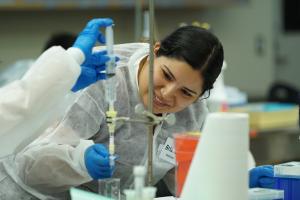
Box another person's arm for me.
[0,47,82,156]
[0,18,112,157]
[13,18,115,194]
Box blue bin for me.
[274,177,300,200]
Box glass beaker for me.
[98,178,120,200]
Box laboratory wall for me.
[198,0,277,99]
[273,0,300,91]
[0,9,135,69]
[0,9,204,69]
[0,0,298,100]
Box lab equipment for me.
[175,134,255,197]
[274,161,300,200]
[134,166,146,199]
[70,187,113,200]
[73,18,113,59]
[274,161,300,178]
[174,133,200,197]
[123,189,136,200]
[141,10,150,42]
[147,0,155,186]
[248,188,284,200]
[104,25,118,168]
[142,187,156,200]
[131,104,175,125]
[181,112,249,200]
[98,178,120,200]
[71,50,110,92]
[249,165,274,188]
[123,166,157,200]
[84,144,112,180]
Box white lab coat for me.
[0,46,84,157]
[11,43,208,198]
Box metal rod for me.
[109,117,154,125]
[147,0,155,186]
[134,0,142,41]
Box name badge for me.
[159,137,176,165]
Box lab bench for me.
[250,127,300,165]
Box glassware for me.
[98,178,120,200]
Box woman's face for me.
[138,43,204,114]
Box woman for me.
[11,25,224,198]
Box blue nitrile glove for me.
[73,18,113,60]
[71,51,120,92]
[84,144,114,180]
[249,165,275,188]
[72,50,109,92]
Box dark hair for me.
[42,32,77,52]
[157,26,224,96]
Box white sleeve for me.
[0,46,83,157]
[14,90,104,195]
[15,123,94,194]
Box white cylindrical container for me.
[181,112,249,200]
[134,166,146,200]
[142,187,157,200]
[123,189,135,200]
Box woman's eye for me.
[182,89,192,97]
[163,70,172,81]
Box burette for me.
[105,25,117,168]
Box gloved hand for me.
[71,50,109,92]
[84,144,114,180]
[73,18,113,60]
[249,165,275,188]
[71,18,119,92]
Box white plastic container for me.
[249,188,284,200]
[274,161,300,178]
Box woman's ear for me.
[153,42,160,56]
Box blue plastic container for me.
[274,177,300,200]
[274,161,300,200]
